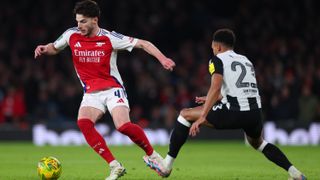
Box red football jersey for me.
[53,28,137,93]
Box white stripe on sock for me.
[177,115,191,127]
[258,140,268,152]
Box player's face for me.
[76,14,98,37]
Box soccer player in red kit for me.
[34,0,175,179]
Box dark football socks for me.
[168,115,191,158]
[260,142,292,170]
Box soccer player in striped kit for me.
[144,29,306,180]
[34,0,175,179]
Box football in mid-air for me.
[37,156,62,180]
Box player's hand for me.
[34,45,48,59]
[195,96,207,104]
[161,58,175,71]
[189,117,206,137]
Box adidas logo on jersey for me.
[117,98,124,103]
[74,42,82,48]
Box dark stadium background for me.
[0,0,320,144]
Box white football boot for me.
[143,151,172,177]
[105,162,126,180]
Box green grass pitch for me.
[0,141,319,179]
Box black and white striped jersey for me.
[209,50,261,111]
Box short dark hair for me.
[73,0,100,18]
[213,28,236,48]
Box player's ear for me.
[93,17,98,24]
[217,44,222,52]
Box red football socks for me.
[77,119,115,163]
[118,122,154,156]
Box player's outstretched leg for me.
[144,114,191,177]
[117,121,166,176]
[118,122,154,156]
[247,136,307,180]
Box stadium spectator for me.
[270,86,299,121]
[298,85,319,122]
[0,86,27,129]
[31,85,66,127]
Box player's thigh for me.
[78,92,106,122]
[105,88,131,129]
[206,104,239,129]
[111,106,130,129]
[78,106,104,123]
[180,106,213,127]
[180,106,203,121]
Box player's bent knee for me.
[179,109,187,118]
[115,121,130,130]
[248,138,266,151]
[177,115,191,127]
[77,119,94,133]
[179,108,192,121]
[249,141,261,149]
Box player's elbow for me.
[47,43,60,55]
[136,39,152,50]
[52,45,60,55]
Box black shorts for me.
[206,103,263,138]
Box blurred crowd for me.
[0,0,320,130]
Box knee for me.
[179,108,190,120]
[248,138,267,151]
[115,121,127,130]
[177,110,192,127]
[249,140,262,149]
[77,119,94,132]
[116,121,130,131]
